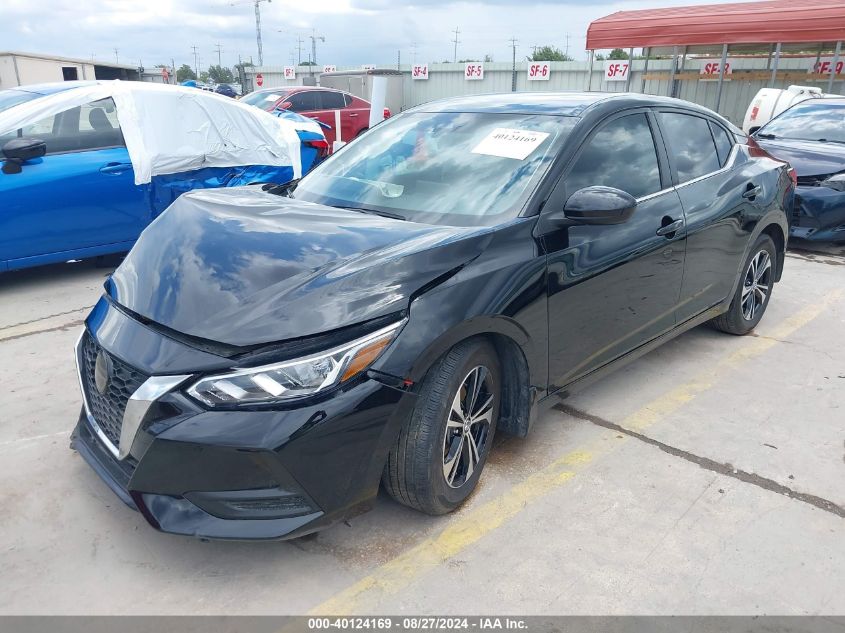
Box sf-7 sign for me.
[604,61,629,82]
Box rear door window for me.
[659,112,721,182]
[710,122,734,166]
[287,91,318,113]
[319,91,346,110]
[565,112,662,199]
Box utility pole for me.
[191,45,199,76]
[171,57,176,84]
[296,35,304,65]
[509,37,518,92]
[564,33,571,58]
[309,30,325,66]
[397,49,401,71]
[411,42,418,64]
[230,0,272,67]
[214,43,223,67]
[452,27,461,63]
[114,48,119,63]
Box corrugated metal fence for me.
[246,57,844,126]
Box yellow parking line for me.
[308,290,842,616]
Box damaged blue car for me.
[753,98,845,242]
[0,81,326,272]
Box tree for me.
[527,46,572,62]
[483,54,493,62]
[176,64,196,83]
[207,64,235,84]
[608,48,629,60]
[199,70,210,83]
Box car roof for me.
[6,81,100,96]
[252,86,350,95]
[414,91,731,121]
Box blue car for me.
[0,81,327,272]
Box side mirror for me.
[748,125,761,135]
[276,101,292,110]
[562,186,637,225]
[2,138,46,174]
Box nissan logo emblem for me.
[94,351,113,395]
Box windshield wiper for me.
[337,206,407,221]
[263,178,300,196]
[815,138,845,145]
[756,133,777,139]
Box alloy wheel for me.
[442,365,494,489]
[741,249,772,321]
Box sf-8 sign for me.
[604,60,630,82]
[527,62,551,81]
[465,63,484,80]
[412,64,429,80]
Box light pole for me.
[310,30,325,66]
[231,0,272,66]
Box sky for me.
[0,0,753,70]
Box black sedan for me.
[753,98,845,242]
[72,92,792,540]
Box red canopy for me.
[586,0,845,50]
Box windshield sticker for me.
[264,94,282,102]
[471,128,550,160]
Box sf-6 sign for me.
[465,63,484,80]
[527,62,551,81]
[604,60,630,82]
[412,64,429,80]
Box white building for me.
[0,51,141,89]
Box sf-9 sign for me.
[412,64,429,80]
[465,63,484,80]
[527,62,551,81]
[604,60,630,82]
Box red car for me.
[241,87,387,150]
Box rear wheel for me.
[382,339,500,515]
[711,234,776,335]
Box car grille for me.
[796,174,831,187]
[79,331,148,452]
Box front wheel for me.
[711,234,776,335]
[382,339,500,515]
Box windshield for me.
[759,101,845,144]
[240,89,291,108]
[0,90,40,114]
[292,111,575,226]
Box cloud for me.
[0,0,756,71]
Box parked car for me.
[241,86,386,149]
[214,84,238,99]
[72,93,791,540]
[752,97,845,242]
[0,81,326,272]
[742,85,825,134]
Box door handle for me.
[349,112,359,117]
[100,162,132,174]
[656,218,684,237]
[742,183,762,199]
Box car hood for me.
[755,137,845,177]
[107,187,492,347]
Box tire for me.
[382,339,501,515]
[711,234,777,335]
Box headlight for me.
[822,173,845,192]
[188,320,404,406]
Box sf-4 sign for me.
[412,64,429,80]
[527,62,551,81]
[604,60,629,82]
[465,63,484,80]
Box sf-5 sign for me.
[527,62,551,81]
[604,61,630,82]
[465,63,484,80]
